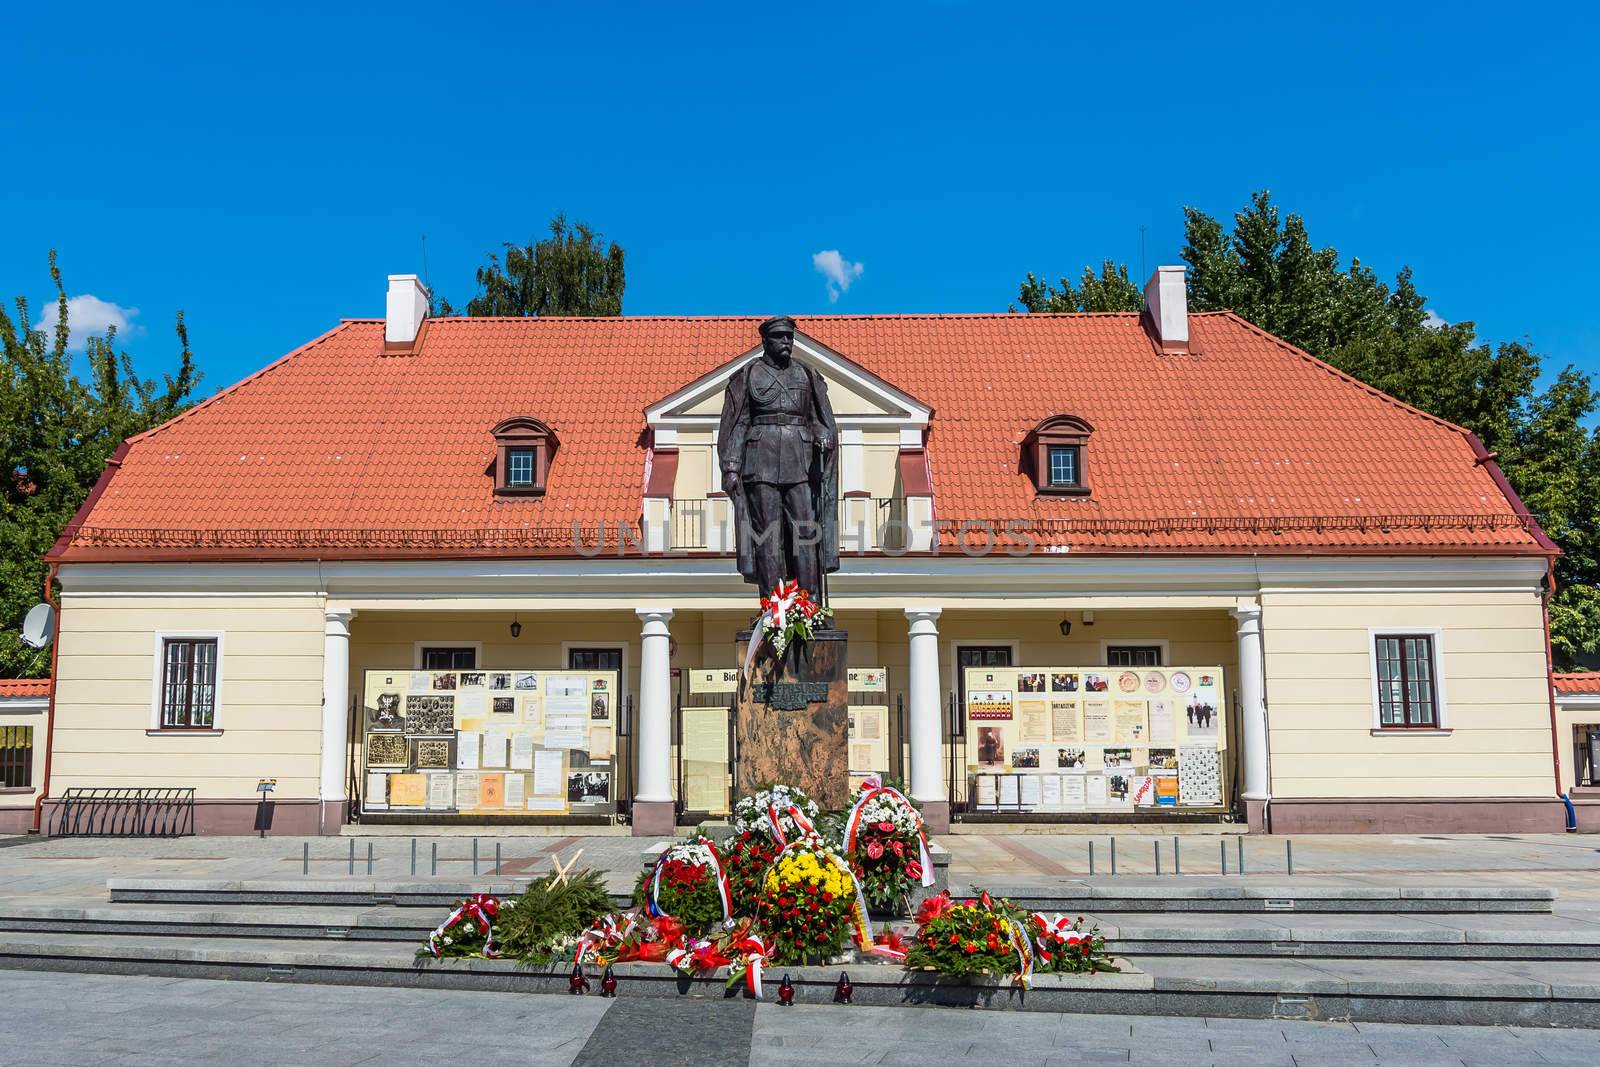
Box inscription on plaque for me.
[751,681,831,710]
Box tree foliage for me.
[1015,259,1143,313]
[463,213,625,317]
[0,252,201,677]
[1017,191,1600,666]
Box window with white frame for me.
[160,637,219,728]
[1373,633,1439,728]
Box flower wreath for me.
[742,580,833,676]
[642,836,733,927]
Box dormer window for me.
[1047,444,1079,488]
[1024,415,1092,496]
[491,417,557,496]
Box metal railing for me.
[669,497,906,552]
[55,787,196,837]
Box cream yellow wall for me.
[1261,590,1554,799]
[0,698,47,808]
[50,594,326,800]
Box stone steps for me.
[5,898,1598,962]
[106,877,1555,913]
[1,930,1597,1026]
[995,883,1556,913]
[106,879,635,909]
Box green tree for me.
[463,213,625,317]
[1015,259,1142,313]
[0,251,201,677]
[1016,191,1600,666]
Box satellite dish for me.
[20,603,55,649]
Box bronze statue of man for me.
[717,316,840,601]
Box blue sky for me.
[3,1,1597,399]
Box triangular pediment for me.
[644,331,932,431]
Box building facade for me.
[33,269,1569,836]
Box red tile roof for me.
[0,679,50,699]
[51,313,1552,560]
[1556,673,1600,695]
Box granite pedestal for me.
[734,628,849,810]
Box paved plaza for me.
[5,830,1600,898]
[2,969,1598,1066]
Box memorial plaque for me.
[734,628,849,809]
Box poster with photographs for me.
[404,695,455,736]
[975,726,1006,767]
[1016,672,1047,693]
[964,664,1227,813]
[1181,672,1224,742]
[1148,747,1179,774]
[415,739,451,770]
[1055,746,1087,772]
[567,770,610,805]
[362,668,618,818]
[365,733,408,767]
[367,692,403,731]
[967,690,1013,721]
[1178,745,1222,805]
[1051,672,1080,693]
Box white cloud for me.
[812,249,864,303]
[1422,308,1448,329]
[31,294,142,352]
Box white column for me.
[1233,604,1270,801]
[905,607,945,804]
[320,609,356,803]
[635,607,675,804]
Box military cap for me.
[759,315,796,338]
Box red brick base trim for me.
[38,797,327,836]
[1261,797,1569,834]
[0,806,35,834]
[630,800,676,837]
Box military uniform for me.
[717,317,840,598]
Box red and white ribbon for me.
[742,580,823,677]
[1029,912,1085,966]
[762,801,815,851]
[1007,916,1036,989]
[573,910,641,965]
[730,931,771,998]
[427,894,500,959]
[843,777,937,888]
[646,838,732,924]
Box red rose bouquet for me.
[758,834,861,965]
[842,779,935,916]
[1030,912,1116,975]
[726,785,820,917]
[904,890,1031,980]
[906,890,1117,982]
[633,837,731,933]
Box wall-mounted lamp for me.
[1059,619,1072,637]
[510,614,522,639]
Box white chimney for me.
[385,274,429,345]
[1143,265,1189,353]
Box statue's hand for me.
[721,470,740,495]
[815,430,834,451]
